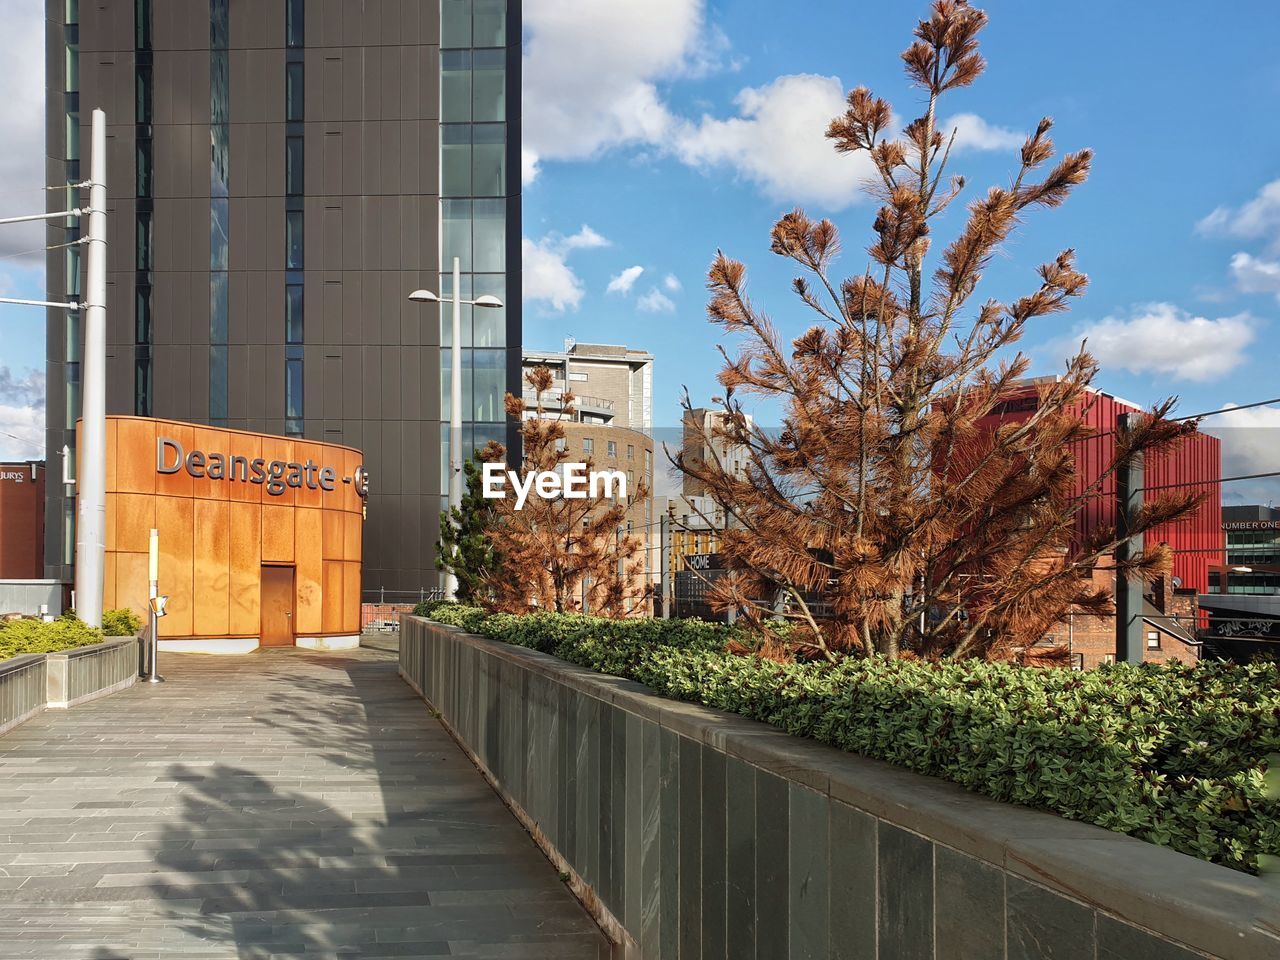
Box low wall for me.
[0,638,138,733]
[400,617,1280,960]
[0,654,48,736]
[46,638,139,708]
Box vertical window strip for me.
[133,0,153,414]
[284,0,304,436]
[209,0,229,424]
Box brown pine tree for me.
[677,0,1202,661]
[480,366,648,617]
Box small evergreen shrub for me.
[0,617,105,661]
[101,608,143,637]
[420,605,1280,873]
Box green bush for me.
[421,604,1280,873]
[0,616,105,661]
[101,608,143,637]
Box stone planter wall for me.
[0,638,139,734]
[400,616,1280,960]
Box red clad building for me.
[0,462,45,580]
[973,379,1223,594]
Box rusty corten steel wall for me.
[974,386,1223,593]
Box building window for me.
[286,136,304,195]
[286,358,304,421]
[607,440,617,458]
[471,123,506,196]
[210,198,229,270]
[135,211,153,270]
[209,345,228,421]
[65,110,80,161]
[555,437,566,453]
[644,449,652,473]
[286,210,304,268]
[286,284,304,344]
[1103,654,1115,665]
[1146,631,1161,650]
[627,444,634,460]
[135,286,152,345]
[582,437,593,455]
[472,50,505,122]
[136,139,153,197]
[134,63,152,123]
[134,356,152,416]
[286,62,304,121]
[285,0,304,47]
[134,0,150,48]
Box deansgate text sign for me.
[156,437,365,498]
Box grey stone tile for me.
[788,784,828,960]
[659,727,680,960]
[1095,914,1203,960]
[935,845,1005,960]
[678,735,702,960]
[755,768,789,960]
[725,756,757,960]
[1006,876,1094,960]
[877,822,933,960]
[639,718,662,959]
[700,743,727,960]
[828,799,877,960]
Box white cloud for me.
[1229,252,1280,300]
[672,74,880,209]
[522,226,610,313]
[1197,178,1280,250]
[522,0,709,178]
[0,367,45,461]
[663,273,682,293]
[638,288,676,313]
[0,4,47,262]
[1048,303,1254,382]
[1203,404,1280,506]
[943,113,1023,152]
[607,265,645,295]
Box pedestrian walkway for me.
[0,639,611,959]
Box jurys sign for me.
[156,437,367,499]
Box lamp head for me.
[408,289,440,303]
[472,294,504,309]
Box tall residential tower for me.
[45,0,521,593]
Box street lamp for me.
[408,255,504,601]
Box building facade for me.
[521,342,653,431]
[45,0,521,594]
[972,378,1223,594]
[0,463,46,580]
[100,416,363,646]
[1208,505,1280,595]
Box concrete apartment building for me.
[520,341,653,431]
[45,0,522,593]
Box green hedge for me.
[422,603,1280,873]
[0,616,105,661]
[101,608,143,637]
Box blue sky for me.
[3,0,1278,499]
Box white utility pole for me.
[75,109,108,628]
[448,256,463,601]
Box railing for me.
[360,588,445,633]
[522,389,615,412]
[1,637,138,735]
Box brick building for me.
[0,462,45,580]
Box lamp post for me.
[0,109,107,627]
[408,256,503,600]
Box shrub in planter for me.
[0,616,104,661]
[419,605,1280,873]
[101,608,143,637]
